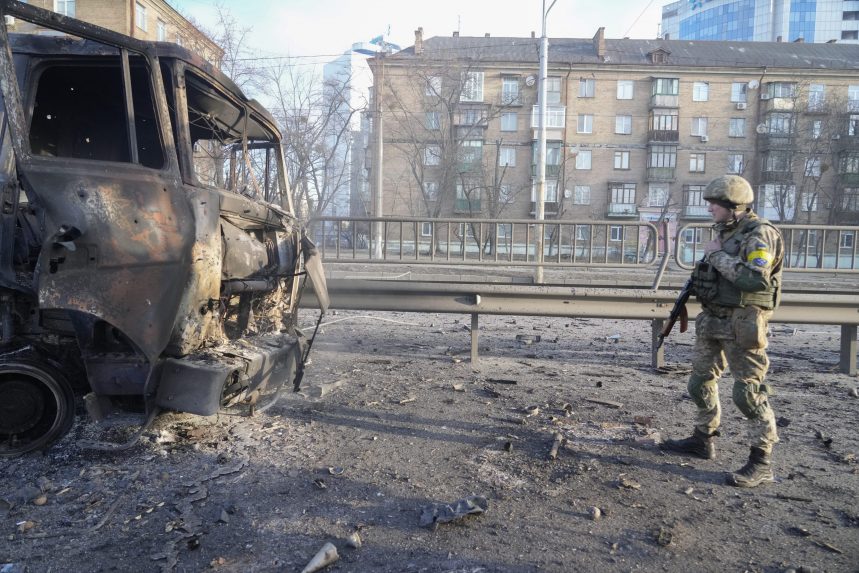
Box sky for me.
[169,0,664,69]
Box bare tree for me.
[256,60,364,223]
[382,56,528,255]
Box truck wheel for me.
[0,360,76,456]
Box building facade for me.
[7,0,222,63]
[661,0,859,44]
[367,28,859,241]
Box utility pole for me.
[370,53,385,259]
[535,0,557,284]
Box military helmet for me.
[703,175,754,208]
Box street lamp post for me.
[370,53,384,259]
[535,0,557,283]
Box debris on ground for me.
[419,496,489,530]
[300,542,340,573]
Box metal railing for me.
[676,223,859,272]
[310,217,859,273]
[311,217,661,268]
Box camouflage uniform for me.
[689,211,784,454]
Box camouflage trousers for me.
[687,306,779,454]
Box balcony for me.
[761,97,795,113]
[683,205,710,219]
[607,203,638,217]
[838,173,859,186]
[760,170,794,184]
[834,133,859,150]
[650,94,679,108]
[647,129,679,143]
[454,198,481,213]
[531,164,561,177]
[759,133,794,149]
[529,201,559,215]
[647,166,676,181]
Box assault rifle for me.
[656,277,693,349]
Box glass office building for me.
[661,0,859,44]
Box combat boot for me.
[659,429,716,460]
[727,447,774,488]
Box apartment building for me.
[7,0,222,64]
[367,28,859,239]
[661,0,859,44]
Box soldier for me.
[661,175,784,488]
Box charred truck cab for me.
[0,1,328,455]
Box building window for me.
[648,183,669,207]
[808,84,825,111]
[425,112,440,130]
[767,112,793,135]
[849,115,859,136]
[502,76,520,105]
[764,151,792,173]
[689,153,706,172]
[576,225,592,241]
[840,153,859,174]
[54,0,75,17]
[460,71,484,102]
[650,109,678,131]
[156,19,166,41]
[500,112,517,132]
[458,108,485,126]
[533,141,562,170]
[843,190,859,212]
[499,185,513,203]
[849,86,859,111]
[609,182,636,205]
[575,150,592,170]
[765,82,796,99]
[546,77,561,105]
[727,154,744,174]
[423,181,439,201]
[845,12,859,21]
[729,118,745,137]
[811,120,823,139]
[421,222,433,237]
[531,181,559,202]
[731,82,747,103]
[610,225,624,242]
[800,191,818,212]
[577,114,593,134]
[423,145,441,166]
[614,151,630,170]
[649,145,677,168]
[425,75,442,96]
[135,2,147,31]
[692,81,709,102]
[804,157,822,178]
[499,146,516,167]
[531,106,566,128]
[574,185,591,205]
[617,80,634,100]
[840,230,856,248]
[652,78,679,95]
[691,117,708,137]
[842,31,858,40]
[458,140,483,165]
[579,78,595,98]
[615,115,632,135]
[685,185,706,208]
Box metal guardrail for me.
[311,217,859,273]
[300,279,859,376]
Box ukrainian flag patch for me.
[748,249,773,267]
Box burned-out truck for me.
[0,1,328,455]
